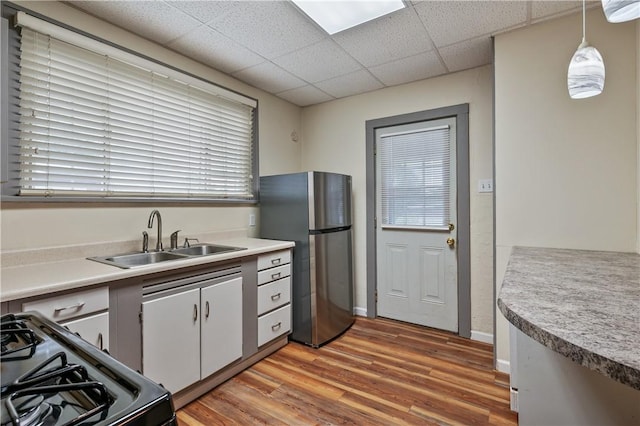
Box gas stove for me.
[1,312,177,426]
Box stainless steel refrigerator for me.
[260,171,354,347]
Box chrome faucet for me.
[147,210,163,251]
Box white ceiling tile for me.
[314,70,384,98]
[68,1,202,45]
[273,39,363,83]
[333,7,435,67]
[531,1,583,21]
[439,37,492,73]
[414,1,527,47]
[168,27,264,74]
[233,62,307,94]
[165,1,238,24]
[369,51,447,86]
[276,85,334,107]
[205,1,326,58]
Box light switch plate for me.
[478,179,493,193]
[249,213,256,227]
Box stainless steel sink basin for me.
[88,244,246,268]
[89,251,189,268]
[170,244,245,257]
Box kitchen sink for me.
[170,244,245,257]
[88,244,246,269]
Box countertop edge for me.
[497,246,640,391]
[497,296,640,390]
[1,238,295,303]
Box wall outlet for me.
[478,179,493,193]
[249,213,256,227]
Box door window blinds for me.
[15,13,256,200]
[378,125,451,228]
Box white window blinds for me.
[378,125,451,229]
[15,12,256,200]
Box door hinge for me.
[138,310,143,324]
[375,290,378,303]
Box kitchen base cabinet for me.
[21,286,110,352]
[201,278,242,378]
[142,288,201,393]
[63,311,109,351]
[142,275,243,394]
[256,250,292,347]
[515,330,640,425]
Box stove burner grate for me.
[1,315,39,361]
[1,350,111,426]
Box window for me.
[3,10,257,202]
[378,125,452,228]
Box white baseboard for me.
[496,358,511,374]
[353,306,367,317]
[470,330,493,344]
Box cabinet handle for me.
[271,322,282,331]
[271,258,281,265]
[205,301,210,319]
[97,332,103,350]
[270,292,281,301]
[193,304,198,322]
[271,272,282,280]
[54,302,85,313]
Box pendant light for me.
[601,0,640,23]
[567,0,605,99]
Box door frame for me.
[365,103,471,338]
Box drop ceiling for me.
[64,1,588,107]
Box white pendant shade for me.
[601,0,640,23]
[568,42,605,99]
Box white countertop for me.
[1,238,294,302]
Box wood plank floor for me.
[177,317,517,425]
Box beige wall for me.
[1,1,302,251]
[300,66,495,334]
[495,9,638,363]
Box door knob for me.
[446,238,455,248]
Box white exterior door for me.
[375,118,458,332]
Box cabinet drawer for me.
[257,277,291,316]
[258,304,291,347]
[257,250,291,271]
[63,312,109,351]
[23,287,109,322]
[257,264,291,286]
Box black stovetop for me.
[1,312,176,426]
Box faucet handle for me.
[183,237,199,248]
[170,230,181,250]
[142,231,149,253]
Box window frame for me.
[1,3,259,204]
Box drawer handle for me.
[270,292,281,301]
[98,332,103,351]
[205,301,210,319]
[271,258,281,265]
[54,302,85,313]
[193,304,198,322]
[271,272,282,280]
[271,322,282,331]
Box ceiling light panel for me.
[292,0,405,35]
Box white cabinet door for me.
[200,277,242,378]
[143,288,200,393]
[63,312,109,352]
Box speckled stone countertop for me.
[497,246,640,390]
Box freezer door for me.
[310,228,354,346]
[308,172,352,230]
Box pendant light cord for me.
[581,0,586,45]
